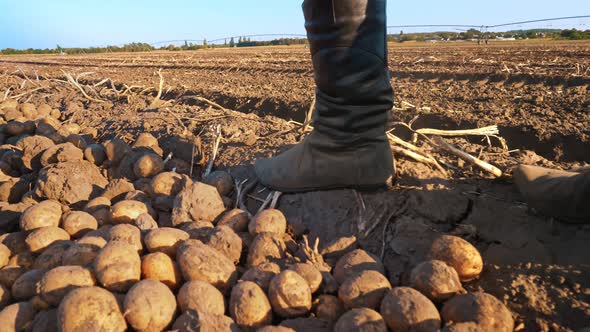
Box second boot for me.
[255,0,394,192]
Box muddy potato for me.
[144,227,189,256]
[61,241,103,267]
[141,252,182,289]
[102,179,135,202]
[0,178,29,203]
[176,239,237,293]
[25,226,70,254]
[380,287,441,332]
[0,244,10,269]
[180,221,214,242]
[57,286,126,332]
[133,133,159,149]
[333,249,385,284]
[124,190,150,204]
[240,262,281,292]
[93,241,140,292]
[172,309,240,332]
[204,170,234,196]
[33,241,73,270]
[249,209,287,236]
[0,251,34,288]
[441,292,514,332]
[206,225,243,264]
[40,142,83,167]
[217,208,249,233]
[171,181,226,225]
[84,196,111,225]
[153,194,174,211]
[61,211,98,238]
[338,270,391,310]
[0,302,37,332]
[288,263,322,294]
[109,224,142,253]
[268,270,312,318]
[59,123,80,136]
[133,153,164,178]
[0,284,10,310]
[109,199,149,224]
[83,144,106,166]
[150,171,187,196]
[124,279,177,332]
[230,281,273,329]
[427,235,483,282]
[5,121,26,137]
[313,295,345,322]
[31,309,58,332]
[0,232,28,254]
[133,213,159,231]
[39,266,95,306]
[335,308,387,332]
[258,326,295,332]
[178,280,226,315]
[247,232,287,267]
[20,199,63,231]
[30,295,51,310]
[103,138,131,167]
[410,260,464,302]
[66,134,87,150]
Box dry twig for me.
[433,136,503,177]
[202,124,222,178]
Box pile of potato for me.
[0,101,515,332]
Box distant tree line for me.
[388,28,590,43]
[1,42,155,55]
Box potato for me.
[268,270,312,318]
[103,138,131,166]
[247,232,287,267]
[206,226,243,263]
[217,208,249,233]
[151,171,187,196]
[66,134,87,150]
[40,142,83,167]
[180,221,214,242]
[133,133,160,149]
[0,252,34,288]
[410,260,464,302]
[338,270,391,310]
[61,242,102,267]
[5,121,26,137]
[176,239,237,293]
[133,153,164,178]
[427,235,483,282]
[25,226,70,254]
[124,190,150,203]
[203,170,234,196]
[141,252,182,289]
[33,240,72,269]
[57,286,126,332]
[59,123,80,136]
[442,322,479,331]
[133,213,159,231]
[230,281,273,329]
[83,144,106,166]
[144,227,189,256]
[288,263,323,294]
[313,295,345,322]
[258,326,295,332]
[11,268,45,301]
[178,280,225,315]
[31,309,58,332]
[279,317,333,331]
[248,209,287,236]
[19,200,62,231]
[102,179,135,202]
[0,243,10,269]
[240,262,281,292]
[84,196,111,225]
[171,181,226,225]
[61,211,98,238]
[0,284,11,310]
[94,241,140,292]
[109,200,149,224]
[39,266,95,306]
[334,308,387,332]
[124,279,177,332]
[172,310,240,332]
[441,292,514,332]
[0,232,28,254]
[380,287,441,332]
[333,249,385,284]
[109,224,142,253]
[0,302,37,332]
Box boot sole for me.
[260,180,394,194]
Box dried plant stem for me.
[202,124,222,178]
[434,136,503,178]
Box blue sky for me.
[0,0,588,49]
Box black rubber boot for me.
[254,0,394,192]
[513,165,590,223]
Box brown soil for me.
[1,41,589,331]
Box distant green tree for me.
[203,38,208,48]
[229,37,235,47]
